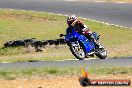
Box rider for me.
[66,15,100,48]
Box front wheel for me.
[95,45,107,59]
[69,41,85,60]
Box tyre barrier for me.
[4,38,66,51]
[4,38,36,47]
[22,38,36,46]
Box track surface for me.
[0,0,132,28]
[0,0,132,68]
[0,57,132,69]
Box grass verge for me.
[0,67,132,80]
[0,9,132,62]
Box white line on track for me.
[1,8,132,30]
[0,59,84,63]
[64,0,128,4]
[0,58,97,63]
[1,62,10,63]
[94,1,126,4]
[64,0,77,1]
[94,1,106,3]
[1,9,132,29]
[116,2,126,4]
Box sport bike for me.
[60,28,107,60]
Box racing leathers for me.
[67,20,99,47]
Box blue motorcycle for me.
[60,28,107,60]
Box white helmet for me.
[67,15,77,26]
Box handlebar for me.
[60,34,66,37]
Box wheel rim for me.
[71,42,85,58]
[99,48,107,56]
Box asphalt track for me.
[0,0,132,68]
[0,57,132,69]
[0,0,132,28]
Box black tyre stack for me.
[3,38,66,52]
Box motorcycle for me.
[60,28,107,60]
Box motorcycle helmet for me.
[67,15,77,26]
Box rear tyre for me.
[95,46,107,59]
[69,41,85,60]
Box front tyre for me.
[95,45,107,59]
[69,41,85,60]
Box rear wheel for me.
[95,45,107,59]
[69,41,85,60]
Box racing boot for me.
[94,41,100,48]
[94,41,104,49]
[89,34,100,48]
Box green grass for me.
[88,67,132,75]
[0,9,66,42]
[0,67,132,80]
[0,46,74,62]
[0,67,80,80]
[0,9,132,62]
